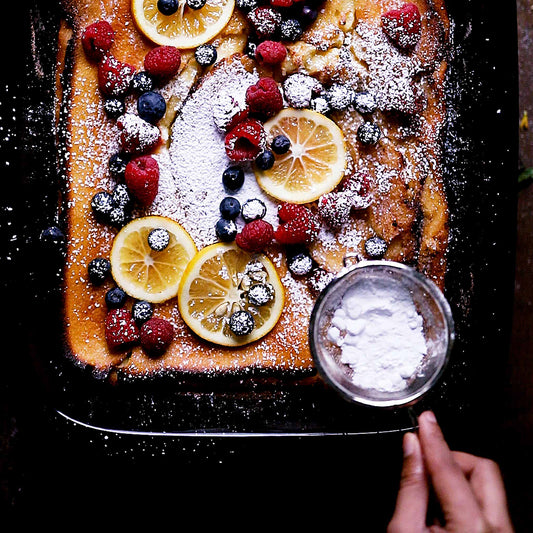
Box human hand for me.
[387,411,514,533]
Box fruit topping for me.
[225,118,264,161]
[317,190,353,229]
[271,134,291,154]
[219,196,241,220]
[195,44,218,66]
[381,3,422,50]
[364,236,388,259]
[105,308,140,351]
[353,91,377,115]
[241,198,267,222]
[357,122,382,146]
[187,0,207,9]
[147,227,171,251]
[287,251,313,276]
[282,73,322,109]
[247,283,274,306]
[97,55,136,98]
[124,155,160,206]
[215,218,238,242]
[280,18,303,42]
[229,310,255,336]
[255,150,275,170]
[157,0,180,16]
[132,300,154,325]
[325,83,355,112]
[247,7,282,40]
[103,98,126,119]
[137,91,167,124]
[235,219,274,252]
[105,287,128,309]
[131,71,154,94]
[245,77,284,119]
[213,93,249,132]
[109,152,130,179]
[140,317,175,356]
[88,257,111,285]
[274,203,320,245]
[117,113,161,154]
[222,166,245,192]
[144,45,181,80]
[82,20,115,61]
[255,41,287,65]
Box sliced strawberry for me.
[105,309,140,351]
[124,155,159,206]
[381,3,422,50]
[225,118,264,161]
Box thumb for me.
[388,432,429,532]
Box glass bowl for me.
[309,260,455,408]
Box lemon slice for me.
[177,243,284,346]
[254,108,348,204]
[132,0,235,49]
[110,216,197,303]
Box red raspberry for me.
[245,77,283,119]
[381,3,422,50]
[97,55,135,97]
[144,46,181,79]
[235,219,274,252]
[124,155,160,206]
[317,191,352,229]
[105,309,140,351]
[270,0,293,6]
[247,7,282,40]
[274,203,321,245]
[82,20,115,61]
[255,41,287,65]
[140,317,175,356]
[225,118,264,161]
[117,113,161,154]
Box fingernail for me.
[421,410,437,424]
[403,432,417,456]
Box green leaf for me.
[518,167,533,184]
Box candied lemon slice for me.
[254,108,347,204]
[132,0,235,49]
[110,216,197,303]
[177,243,284,346]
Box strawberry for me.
[105,309,140,351]
[381,3,422,50]
[274,203,321,245]
[124,155,159,206]
[225,118,264,161]
[117,113,161,154]
[140,317,175,356]
[82,20,115,61]
[235,219,274,252]
[97,55,135,97]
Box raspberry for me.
[247,7,282,40]
[341,173,373,209]
[97,55,135,97]
[381,3,422,50]
[82,20,115,61]
[270,0,293,6]
[255,41,287,65]
[235,219,274,252]
[317,191,353,229]
[245,77,283,118]
[124,155,160,206]
[140,317,175,356]
[117,113,161,154]
[144,46,182,79]
[274,203,320,245]
[105,309,140,351]
[225,118,264,161]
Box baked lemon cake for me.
[56,0,450,379]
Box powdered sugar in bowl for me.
[309,260,454,408]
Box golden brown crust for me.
[58,0,450,378]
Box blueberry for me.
[147,227,170,251]
[325,83,354,111]
[108,206,129,228]
[222,166,245,192]
[130,71,154,93]
[280,19,303,42]
[353,91,377,115]
[88,257,111,285]
[91,191,115,222]
[245,39,258,59]
[241,198,266,222]
[105,287,128,309]
[157,0,179,15]
[229,310,255,336]
[109,153,130,180]
[255,150,275,170]
[187,0,206,9]
[219,197,241,220]
[137,91,167,124]
[103,98,125,119]
[39,226,65,246]
[215,218,238,242]
[132,300,154,325]
[357,122,381,145]
[310,96,331,115]
[271,135,291,155]
[236,0,258,11]
[300,5,318,26]
[364,236,388,258]
[247,283,274,306]
[195,44,217,66]
[288,252,313,276]
[112,183,132,210]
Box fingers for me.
[387,432,429,533]
[417,411,487,529]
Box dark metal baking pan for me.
[3,0,518,448]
